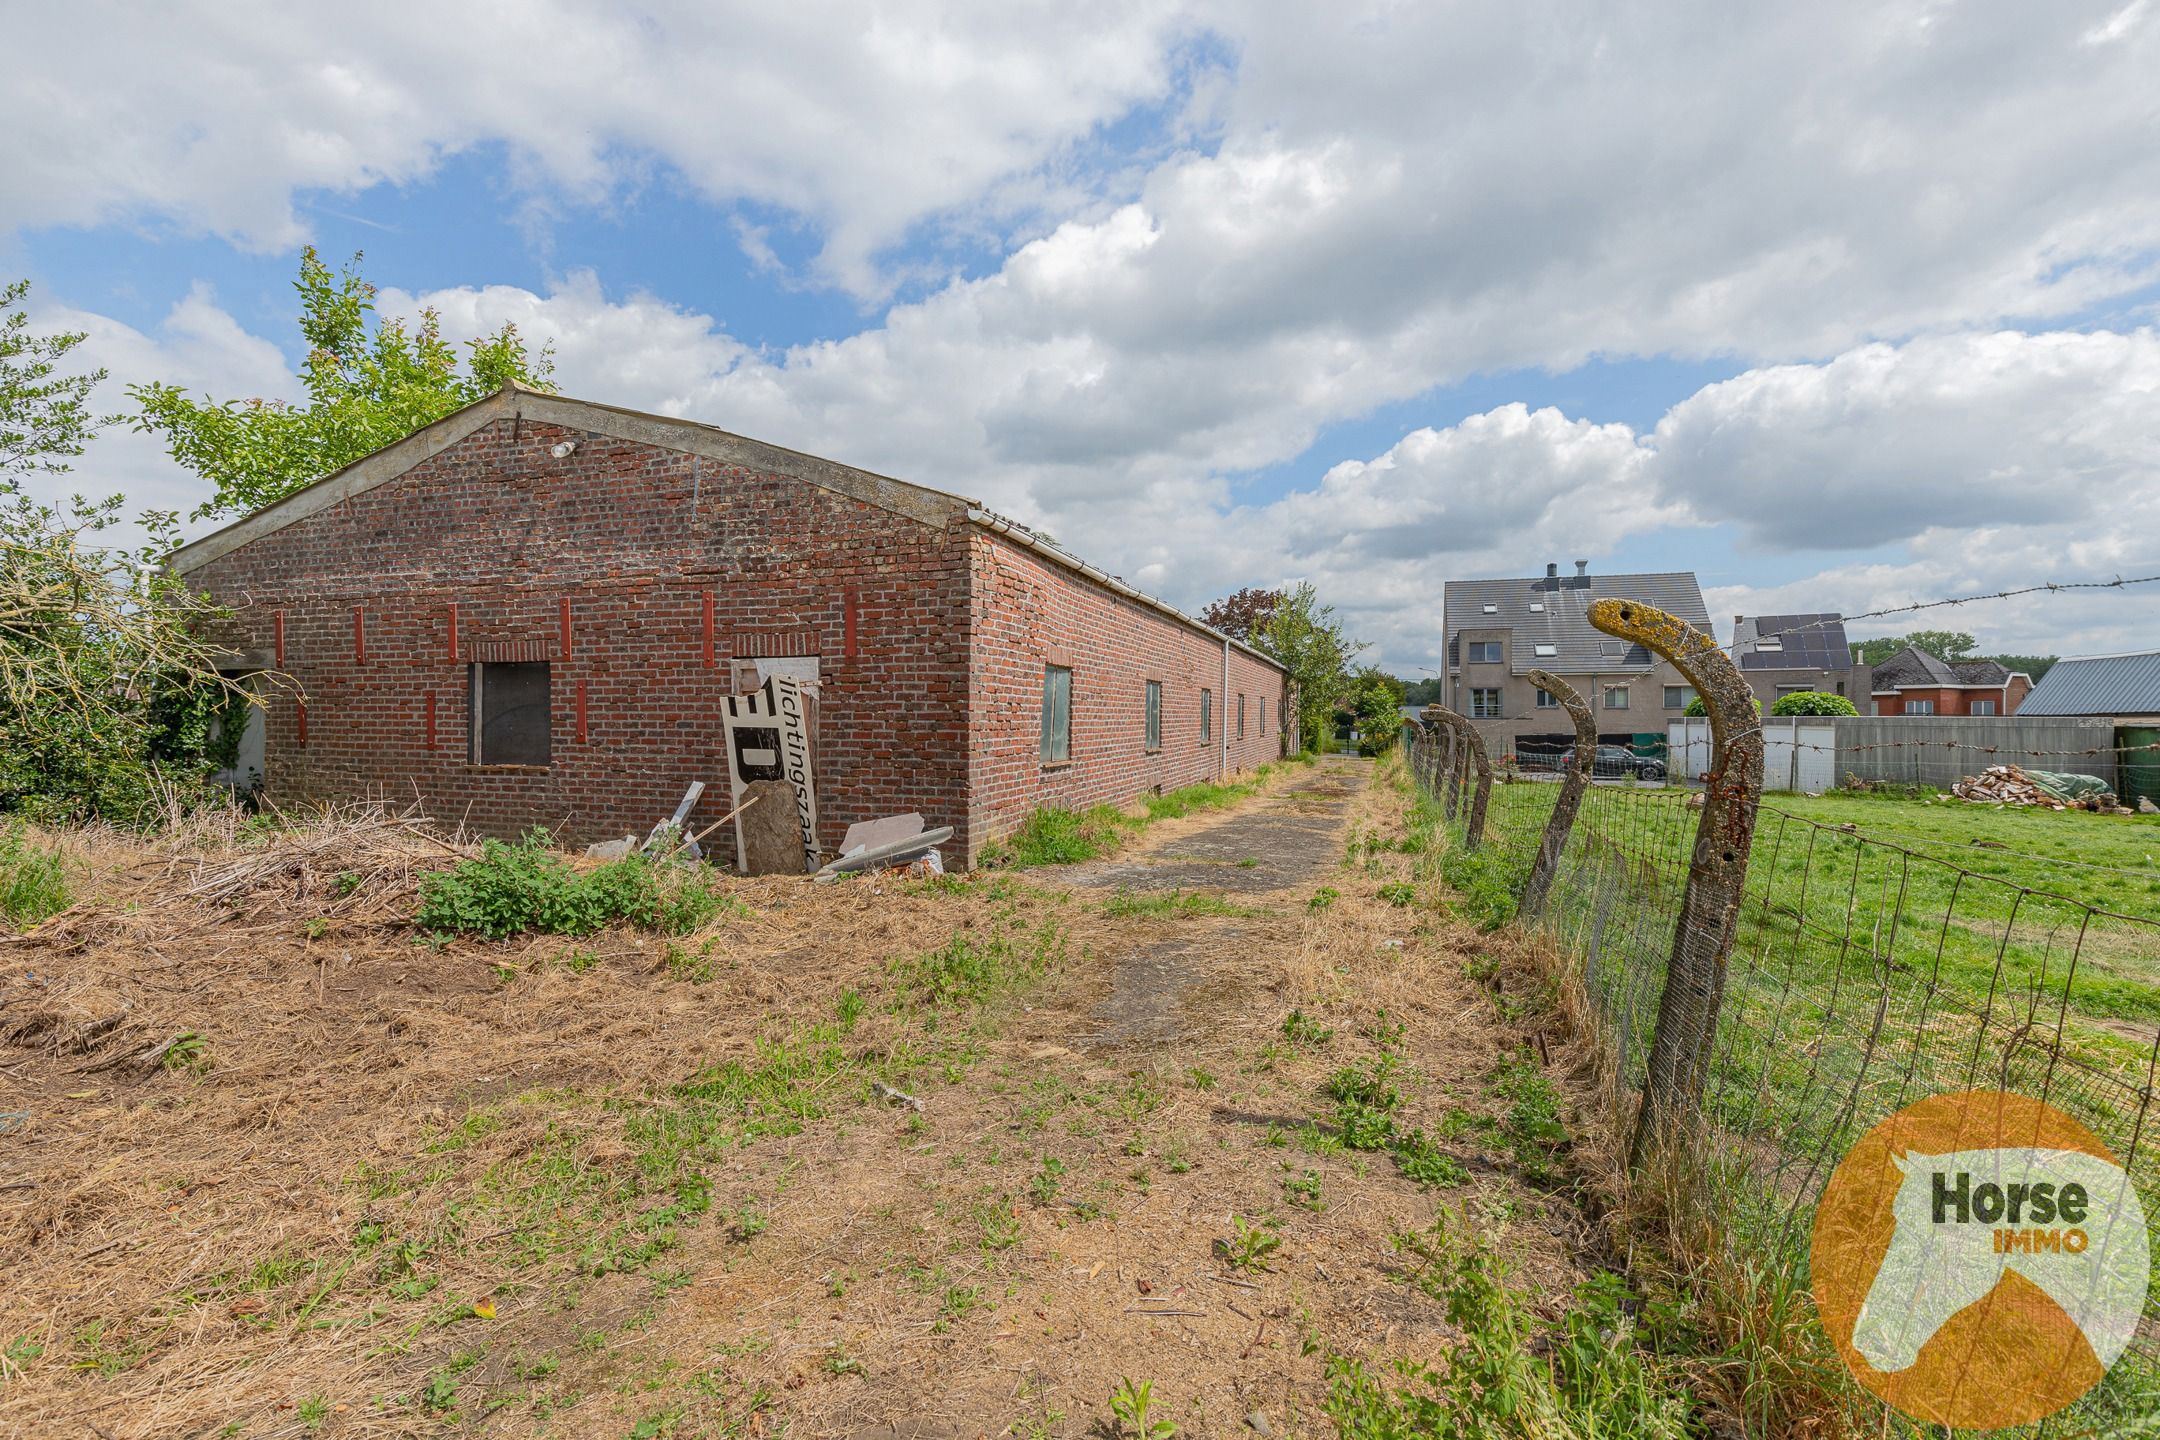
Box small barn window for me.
[1144,680,1162,752]
[1201,688,1212,743]
[471,662,551,766]
[1237,694,1246,739]
[1041,665,1073,763]
[1259,696,1267,733]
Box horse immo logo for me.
[1812,1089,2151,1428]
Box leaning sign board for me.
[720,677,821,872]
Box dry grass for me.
[0,760,1613,1438]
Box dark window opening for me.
[1201,688,1212,743]
[471,662,551,766]
[1237,693,1246,739]
[1144,680,1162,752]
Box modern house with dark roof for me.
[1441,561,1711,762]
[1867,646,2031,717]
[1732,613,1871,708]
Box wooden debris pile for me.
[167,800,475,921]
[1950,764,2129,813]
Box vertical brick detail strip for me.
[844,589,858,659]
[576,679,589,743]
[273,609,286,667]
[353,606,366,664]
[446,602,460,662]
[425,691,437,750]
[703,590,716,667]
[559,596,573,658]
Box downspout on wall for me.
[1222,636,1231,778]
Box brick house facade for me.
[1866,646,2032,717]
[170,386,1290,868]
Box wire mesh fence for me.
[1405,725,2160,1427]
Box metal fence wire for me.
[1406,708,2160,1427]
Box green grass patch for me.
[1333,1213,1695,1438]
[0,822,70,927]
[986,763,1300,868]
[1101,887,1255,918]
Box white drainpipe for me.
[1222,636,1231,778]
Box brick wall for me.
[186,416,975,863]
[185,411,1292,870]
[965,531,1290,853]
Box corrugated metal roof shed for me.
[1442,568,1709,675]
[2017,650,2160,716]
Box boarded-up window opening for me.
[1041,666,1072,764]
[471,662,552,766]
[1144,680,1161,752]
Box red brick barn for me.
[170,386,1293,868]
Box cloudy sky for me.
[8,1,2159,671]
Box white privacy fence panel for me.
[1668,719,1834,792]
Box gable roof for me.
[167,383,974,575]
[1442,570,1709,675]
[2017,650,2160,716]
[164,384,1285,675]
[1869,645,2010,690]
[1733,613,1853,671]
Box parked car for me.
[1559,744,1667,782]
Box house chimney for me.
[1574,559,1589,577]
[1545,562,1558,579]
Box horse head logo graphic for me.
[1813,1090,2153,1429]
[1849,1148,2147,1374]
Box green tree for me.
[1,279,114,481]
[133,248,556,520]
[1982,653,2056,682]
[1347,667,1405,754]
[1253,582,1364,751]
[1767,690,1858,717]
[1,279,250,822]
[1850,629,1976,665]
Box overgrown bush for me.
[415,831,736,938]
[1768,690,1857,717]
[0,821,70,927]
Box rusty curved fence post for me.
[1436,720,1459,821]
[1520,669,1595,919]
[1586,598,1764,1170]
[1423,706,1490,849]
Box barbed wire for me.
[1748,572,2160,640]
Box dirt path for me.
[0,756,1597,1440]
[597,756,1595,1440]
